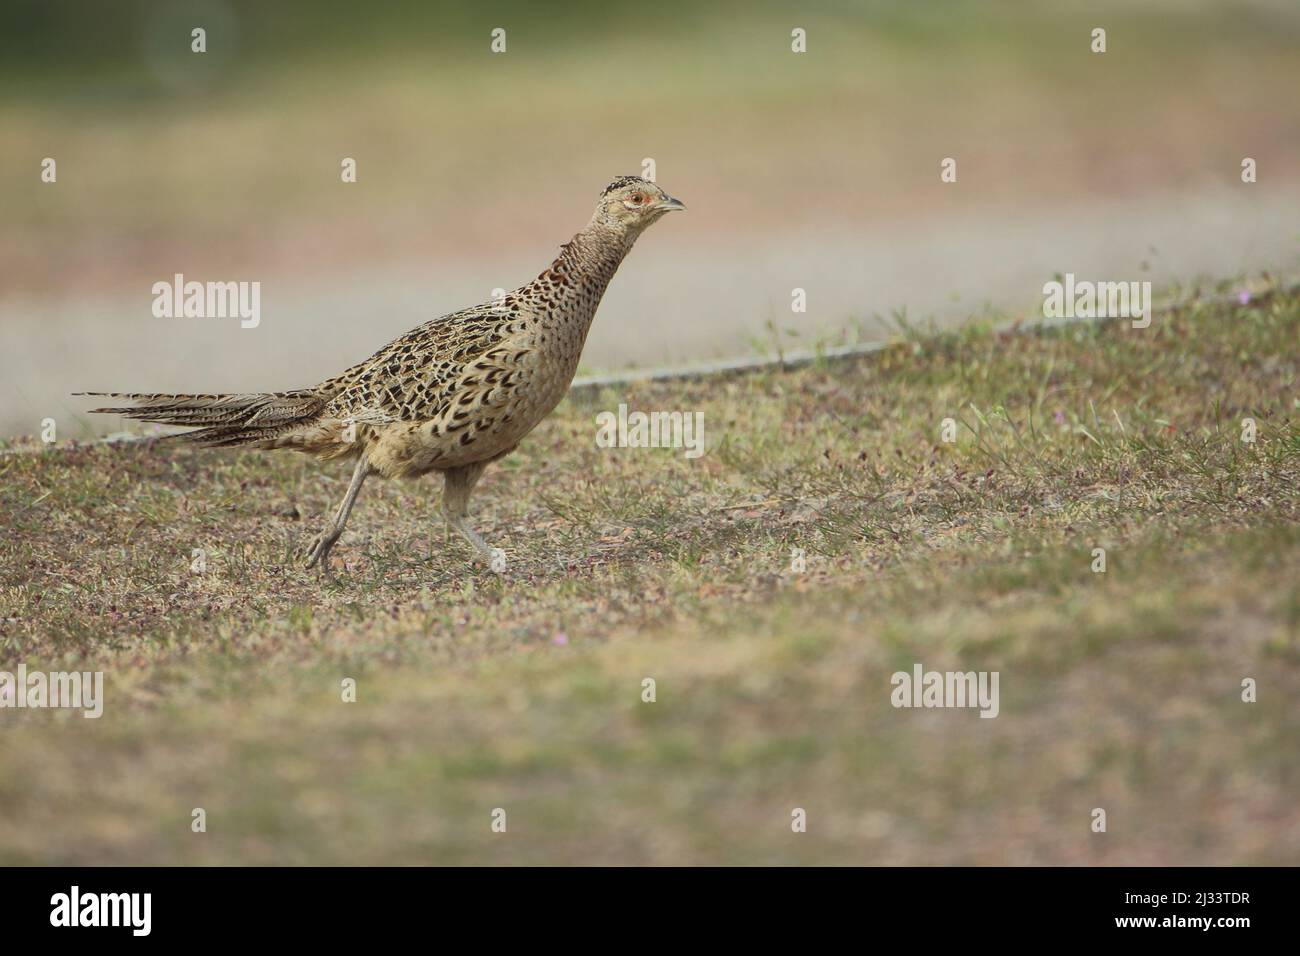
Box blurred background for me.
[2,0,1298,438]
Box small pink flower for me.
[1237,290,1251,305]
[552,632,569,646]
[1053,410,1066,425]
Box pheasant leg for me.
[305,455,372,581]
[441,461,497,564]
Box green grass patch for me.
[0,287,1297,863]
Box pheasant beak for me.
[656,194,687,212]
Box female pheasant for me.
[82,176,686,580]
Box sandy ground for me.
[3,183,1296,439]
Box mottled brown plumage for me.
[81,176,685,579]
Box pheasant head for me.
[591,176,686,235]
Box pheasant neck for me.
[563,222,637,288]
[526,222,639,342]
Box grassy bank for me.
[1,285,1297,863]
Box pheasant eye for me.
[628,194,644,205]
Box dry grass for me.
[0,282,1297,863]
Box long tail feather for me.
[76,390,326,447]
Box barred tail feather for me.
[76,390,326,447]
